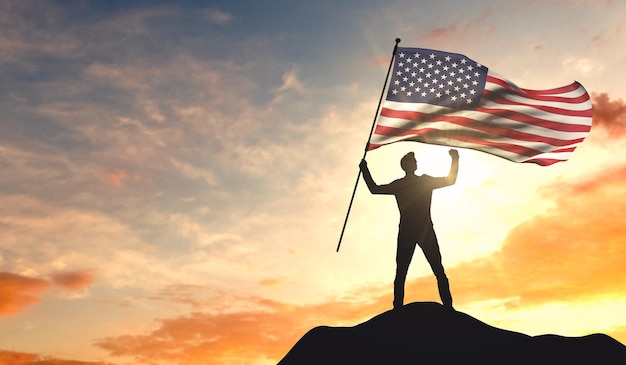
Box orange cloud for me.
[423,26,459,43]
[418,8,494,46]
[51,269,95,291]
[0,349,111,365]
[104,169,128,186]
[104,169,140,187]
[591,93,626,137]
[95,296,394,365]
[369,56,392,67]
[145,284,208,309]
[0,272,49,316]
[259,278,282,287]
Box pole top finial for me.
[395,38,401,44]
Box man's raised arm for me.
[446,149,460,185]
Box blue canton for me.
[386,48,488,109]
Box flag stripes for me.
[369,55,593,166]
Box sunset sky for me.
[1,1,626,364]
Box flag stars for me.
[388,48,486,108]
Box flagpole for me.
[336,38,400,252]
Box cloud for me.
[0,195,163,290]
[168,158,217,187]
[0,349,111,365]
[590,93,626,136]
[51,269,95,291]
[0,270,95,315]
[204,9,232,25]
[259,278,282,287]
[562,57,603,78]
[0,272,49,316]
[95,296,389,365]
[104,170,128,187]
[418,7,496,48]
[422,26,459,43]
[272,65,305,105]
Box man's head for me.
[400,152,417,173]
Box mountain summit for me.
[278,302,626,364]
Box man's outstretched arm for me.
[359,159,393,194]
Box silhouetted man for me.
[359,149,459,310]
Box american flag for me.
[368,47,593,166]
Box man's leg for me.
[419,228,453,308]
[394,233,417,310]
